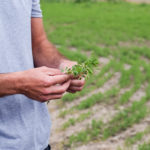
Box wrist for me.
[10,71,26,94]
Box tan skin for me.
[0,18,85,102]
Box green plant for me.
[64,57,98,79]
[62,111,92,130]
[138,142,150,150]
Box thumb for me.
[46,68,64,76]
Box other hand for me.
[59,59,85,93]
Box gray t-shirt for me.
[0,1,51,150]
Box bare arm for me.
[31,18,68,68]
[0,72,21,97]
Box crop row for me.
[64,82,150,147]
[65,96,149,147]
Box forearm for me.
[32,38,67,69]
[32,18,68,69]
[0,72,22,97]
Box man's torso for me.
[0,1,51,150]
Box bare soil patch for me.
[126,0,150,4]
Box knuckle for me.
[42,78,48,86]
[43,78,51,87]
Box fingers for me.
[41,80,71,102]
[43,80,71,95]
[49,75,71,85]
[70,78,85,87]
[68,85,84,92]
[41,94,64,102]
[67,79,85,93]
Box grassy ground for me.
[41,2,150,150]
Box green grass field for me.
[42,2,150,150]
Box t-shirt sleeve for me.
[31,0,42,18]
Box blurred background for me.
[41,0,150,149]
